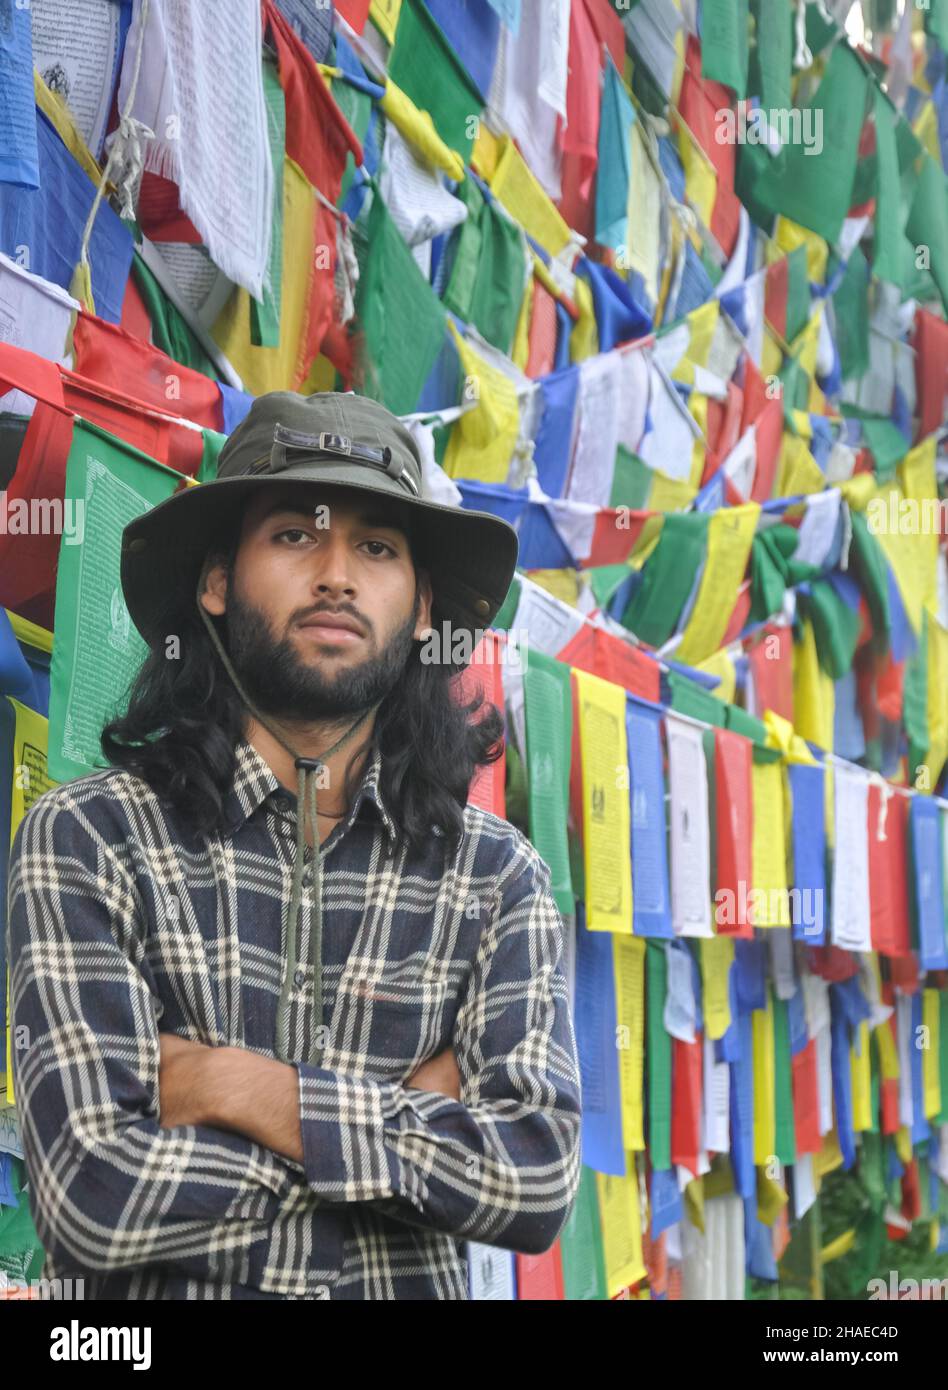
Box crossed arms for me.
[7,791,582,1285]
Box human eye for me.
[360,538,398,557]
[275,527,313,545]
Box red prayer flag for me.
[72,311,223,431]
[557,623,660,702]
[454,630,507,817]
[0,401,74,618]
[868,786,911,958]
[912,308,948,443]
[712,728,754,939]
[334,0,370,33]
[671,1031,703,1178]
[747,625,794,723]
[265,0,362,196]
[516,1245,565,1299]
[791,1039,822,1155]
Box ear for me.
[413,568,434,640]
[199,554,229,618]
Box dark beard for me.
[223,583,419,722]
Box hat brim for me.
[120,466,520,651]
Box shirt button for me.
[294,969,306,989]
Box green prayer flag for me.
[860,416,908,484]
[751,0,792,116]
[872,86,905,287]
[610,445,654,509]
[354,189,447,415]
[647,941,672,1170]
[803,578,862,680]
[251,54,286,349]
[622,512,710,646]
[667,670,729,727]
[904,609,929,780]
[748,43,870,245]
[772,990,797,1165]
[443,178,525,357]
[726,703,769,747]
[0,1159,44,1282]
[701,0,749,98]
[833,247,870,381]
[48,421,185,783]
[198,428,228,483]
[925,0,948,54]
[559,1166,608,1300]
[848,512,890,642]
[388,0,483,160]
[523,645,575,916]
[130,255,217,379]
[906,152,948,315]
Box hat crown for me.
[217,390,424,498]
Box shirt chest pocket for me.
[331,976,458,1083]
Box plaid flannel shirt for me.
[6,736,581,1300]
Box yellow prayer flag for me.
[510,273,534,374]
[762,709,817,765]
[626,121,663,306]
[925,606,948,789]
[772,217,828,284]
[756,1168,789,1226]
[213,157,317,395]
[490,137,571,257]
[923,988,942,1120]
[575,669,633,932]
[695,651,736,706]
[614,936,646,1151]
[850,1022,872,1132]
[381,79,465,178]
[675,503,760,665]
[875,1018,900,1082]
[777,432,825,498]
[751,760,791,927]
[370,0,402,44]
[596,1162,646,1296]
[570,274,599,363]
[647,470,699,513]
[699,935,734,1041]
[752,989,777,1165]
[442,322,520,484]
[7,698,56,1103]
[675,116,716,231]
[793,616,835,751]
[872,437,939,634]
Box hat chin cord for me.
[194,567,384,1067]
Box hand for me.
[406,1045,461,1101]
[157,1031,218,1129]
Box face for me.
[200,484,433,722]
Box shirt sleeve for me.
[295,840,582,1255]
[6,790,308,1283]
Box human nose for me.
[308,528,357,597]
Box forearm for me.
[198,1046,305,1165]
[194,1043,579,1254]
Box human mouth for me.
[297,613,365,643]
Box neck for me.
[244,710,377,818]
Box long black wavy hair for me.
[101,510,506,860]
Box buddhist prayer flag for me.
[575,668,632,933]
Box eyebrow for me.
[257,499,409,534]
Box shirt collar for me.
[223,736,397,849]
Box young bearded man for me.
[7,391,582,1301]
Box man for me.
[7,392,582,1300]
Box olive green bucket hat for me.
[119,390,519,1068]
